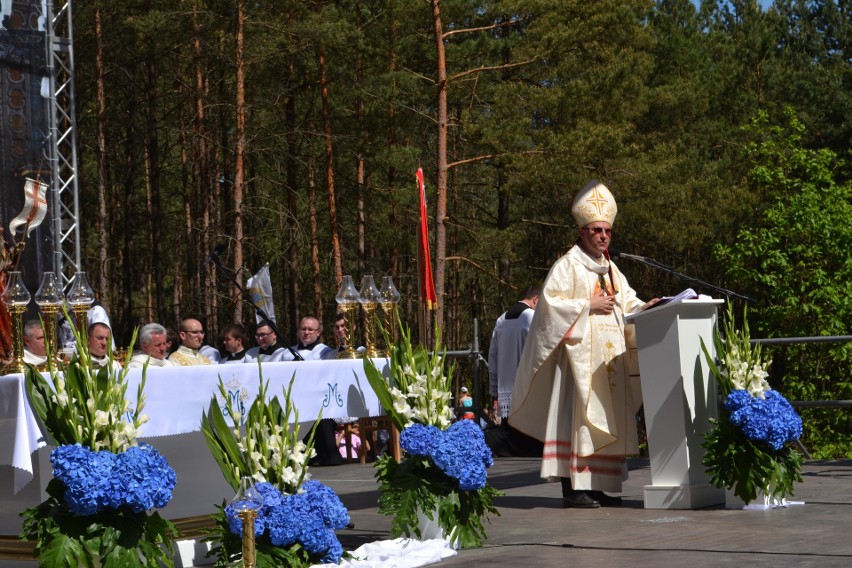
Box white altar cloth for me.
[0,358,387,494]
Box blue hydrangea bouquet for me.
[701,305,804,506]
[364,325,500,548]
[21,319,178,567]
[201,374,350,566]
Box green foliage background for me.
[26,1,852,455]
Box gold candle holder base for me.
[336,347,362,359]
[364,347,383,359]
[1,304,27,375]
[238,509,257,568]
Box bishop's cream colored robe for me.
[509,245,645,492]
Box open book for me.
[649,288,699,309]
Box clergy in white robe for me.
[509,181,657,506]
[488,286,540,420]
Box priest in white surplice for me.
[488,285,540,420]
[509,181,658,508]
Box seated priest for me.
[88,322,121,371]
[219,323,249,364]
[287,316,334,361]
[128,323,175,368]
[322,312,365,360]
[23,320,48,367]
[243,321,289,363]
[168,318,213,366]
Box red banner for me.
[416,168,437,310]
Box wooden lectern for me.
[625,298,726,509]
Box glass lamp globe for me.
[231,476,264,513]
[34,272,65,306]
[358,275,380,303]
[379,276,401,304]
[66,271,95,307]
[1,271,31,306]
[336,275,360,304]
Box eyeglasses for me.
[255,331,274,339]
[299,327,319,332]
[584,227,613,236]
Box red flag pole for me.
[416,168,437,347]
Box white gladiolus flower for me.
[280,466,298,486]
[57,391,69,406]
[122,423,138,440]
[137,414,150,425]
[87,398,96,413]
[55,375,65,391]
[94,410,110,427]
[252,471,266,483]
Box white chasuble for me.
[509,245,645,492]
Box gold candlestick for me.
[231,476,263,568]
[2,304,28,374]
[66,271,95,337]
[38,304,61,370]
[335,275,362,359]
[35,272,65,370]
[238,509,258,568]
[1,271,30,375]
[359,275,381,359]
[379,276,401,355]
[336,303,361,359]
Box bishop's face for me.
[578,222,612,258]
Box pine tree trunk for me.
[94,3,108,308]
[316,0,342,286]
[232,0,247,324]
[285,68,299,338]
[430,0,448,333]
[308,161,323,322]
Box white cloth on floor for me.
[310,538,456,568]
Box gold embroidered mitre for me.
[571,180,617,227]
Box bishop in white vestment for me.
[509,181,658,507]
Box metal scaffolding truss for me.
[44,0,81,285]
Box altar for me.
[0,358,388,538]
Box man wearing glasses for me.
[243,320,289,363]
[168,318,212,366]
[287,316,334,361]
[510,181,659,509]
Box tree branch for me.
[447,149,545,170]
[442,16,529,40]
[448,57,539,83]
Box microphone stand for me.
[614,252,756,302]
[207,254,303,361]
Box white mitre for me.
[571,180,617,227]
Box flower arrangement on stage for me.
[363,325,500,548]
[701,305,803,506]
[201,373,350,566]
[21,319,178,568]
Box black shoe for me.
[588,491,623,507]
[562,491,601,508]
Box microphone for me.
[202,244,227,266]
[610,249,646,262]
